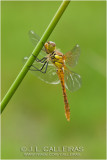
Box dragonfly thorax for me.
[44,41,56,54]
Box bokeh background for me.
[1,1,106,159]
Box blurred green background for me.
[1,1,106,159]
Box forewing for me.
[29,30,40,46]
[24,57,60,84]
[65,44,80,68]
[29,30,46,57]
[64,67,81,92]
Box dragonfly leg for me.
[38,61,48,73]
[29,65,40,71]
[44,61,48,73]
[31,53,47,63]
[35,57,47,63]
[41,61,48,73]
[29,61,48,73]
[32,53,37,58]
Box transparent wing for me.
[29,30,46,57]
[65,44,80,68]
[64,67,81,92]
[29,30,40,46]
[24,57,60,84]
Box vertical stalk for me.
[1,0,70,113]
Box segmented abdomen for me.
[57,69,70,121]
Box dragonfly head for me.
[44,41,56,53]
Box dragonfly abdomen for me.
[57,69,70,121]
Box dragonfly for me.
[24,30,82,121]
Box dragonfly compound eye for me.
[47,41,56,52]
[48,41,56,47]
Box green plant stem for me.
[0,0,70,113]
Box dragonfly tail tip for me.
[65,114,70,122]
